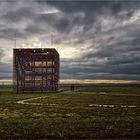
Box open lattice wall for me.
[13,48,59,93]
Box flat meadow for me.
[0,84,140,139]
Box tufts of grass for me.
[0,87,140,139]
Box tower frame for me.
[13,48,59,93]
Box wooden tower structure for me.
[13,48,59,93]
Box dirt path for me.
[88,104,137,108]
[16,96,56,106]
[16,92,140,108]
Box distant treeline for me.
[0,83,140,88]
[59,83,140,87]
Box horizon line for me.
[0,79,140,84]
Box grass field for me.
[0,85,140,139]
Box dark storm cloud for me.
[0,28,25,38]
[0,64,12,79]
[60,30,140,80]
[0,49,12,79]
[45,1,140,33]
[46,1,117,13]
[0,1,135,37]
[0,49,3,60]
[59,15,140,80]
[3,7,35,22]
[0,0,140,81]
[37,13,72,33]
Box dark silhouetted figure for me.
[71,84,75,91]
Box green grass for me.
[78,86,140,94]
[0,87,140,139]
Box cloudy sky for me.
[0,0,140,83]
